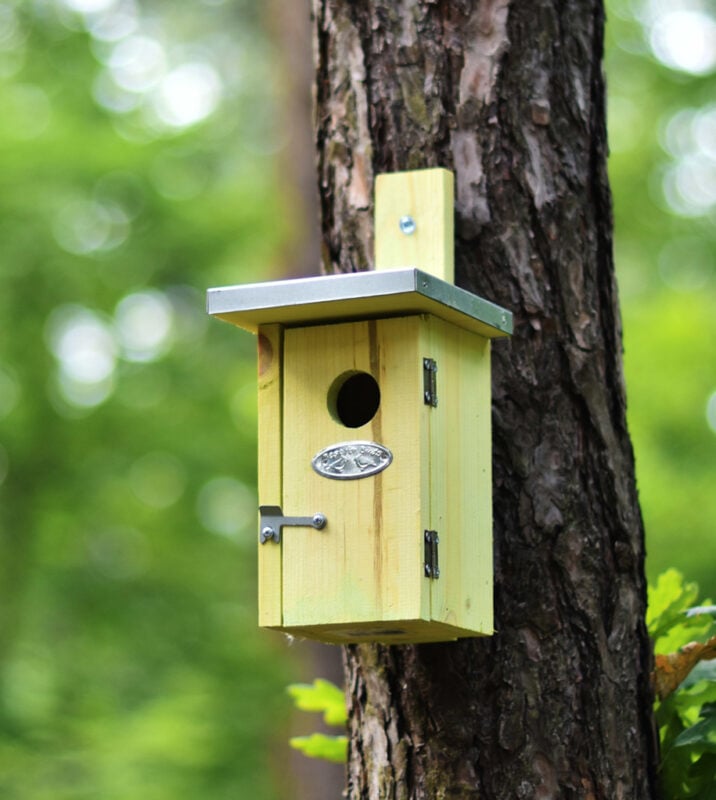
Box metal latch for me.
[423,358,437,407]
[259,505,327,544]
[424,530,440,578]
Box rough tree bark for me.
[310,1,660,797]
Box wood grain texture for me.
[427,317,492,634]
[312,0,659,797]
[282,317,427,631]
[257,324,284,627]
[273,313,492,643]
[375,168,454,282]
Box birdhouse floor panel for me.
[271,618,491,645]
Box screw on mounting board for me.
[312,513,327,529]
[399,215,416,235]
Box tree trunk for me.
[310,1,660,797]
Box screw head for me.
[399,215,416,235]
[312,513,327,530]
[260,526,275,543]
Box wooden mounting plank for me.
[374,168,454,284]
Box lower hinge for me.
[424,530,440,579]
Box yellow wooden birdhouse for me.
[207,168,512,644]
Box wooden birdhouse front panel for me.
[281,316,427,637]
[255,313,494,643]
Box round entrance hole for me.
[329,371,380,428]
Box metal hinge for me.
[423,358,438,407]
[424,530,440,579]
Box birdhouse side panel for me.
[427,317,493,635]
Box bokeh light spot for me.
[53,198,130,254]
[46,305,118,409]
[62,0,118,13]
[109,35,166,93]
[130,451,186,509]
[153,62,222,129]
[86,2,138,42]
[114,290,174,362]
[196,477,255,540]
[707,391,716,434]
[47,306,117,384]
[650,11,716,76]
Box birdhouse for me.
[207,168,512,644]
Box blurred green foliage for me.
[606,0,716,593]
[287,679,348,764]
[0,0,713,797]
[0,1,298,798]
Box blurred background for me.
[0,0,713,797]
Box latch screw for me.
[312,513,327,529]
[260,526,277,544]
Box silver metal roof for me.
[207,267,512,338]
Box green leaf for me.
[289,734,348,763]
[648,570,715,653]
[286,679,347,727]
[672,680,716,723]
[672,703,716,753]
[660,743,696,800]
[690,753,716,800]
[648,569,700,635]
[682,661,716,690]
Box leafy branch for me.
[286,679,348,764]
[649,570,716,799]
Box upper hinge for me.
[423,358,438,407]
[424,530,440,579]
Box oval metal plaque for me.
[312,441,393,481]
